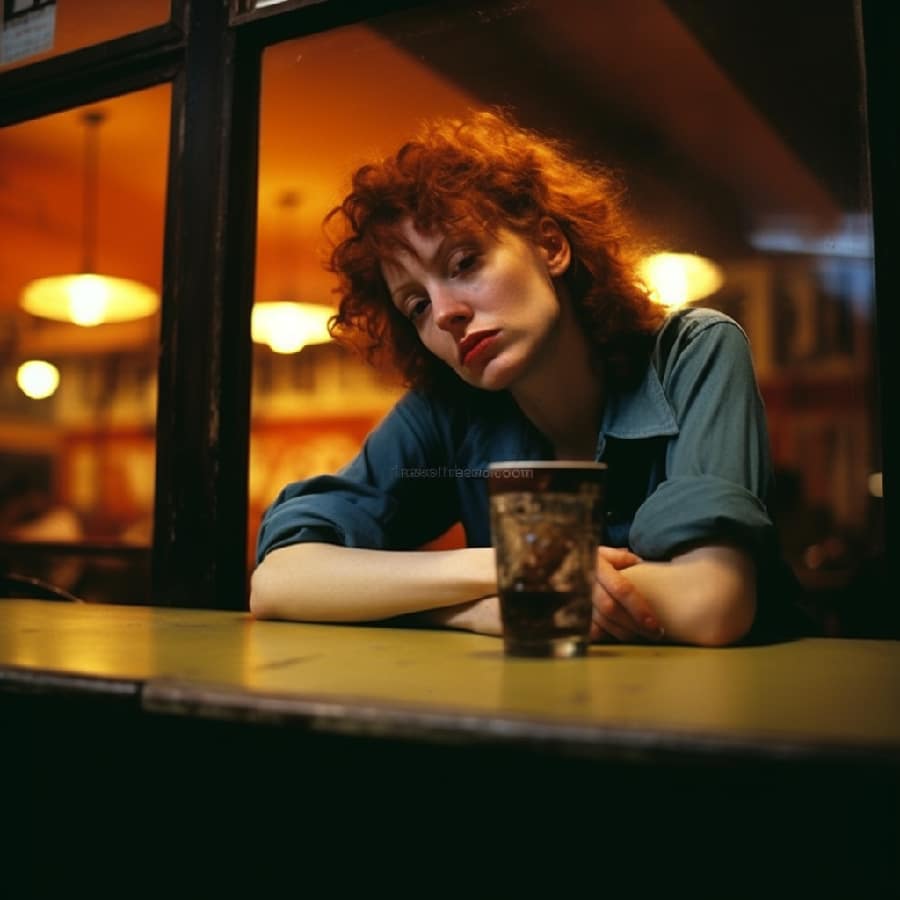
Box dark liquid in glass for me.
[500,589,591,643]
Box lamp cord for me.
[81,110,104,273]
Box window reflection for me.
[0,84,170,604]
[250,0,878,633]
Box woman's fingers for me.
[594,592,641,640]
[597,545,642,569]
[594,554,662,642]
[590,601,620,642]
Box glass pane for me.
[251,1,879,633]
[234,1,318,17]
[0,83,170,604]
[238,0,293,12]
[1,0,171,72]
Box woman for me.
[251,110,794,646]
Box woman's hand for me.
[591,546,665,643]
[428,548,664,643]
[416,595,503,636]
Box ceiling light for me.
[639,252,724,308]
[18,110,159,326]
[16,359,60,399]
[252,189,334,354]
[251,301,333,354]
[21,273,158,325]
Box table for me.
[1,598,899,763]
[2,598,898,894]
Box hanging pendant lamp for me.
[19,110,159,327]
[251,189,333,354]
[638,251,724,309]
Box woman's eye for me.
[408,296,430,321]
[451,252,479,277]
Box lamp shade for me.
[638,252,724,308]
[19,110,159,328]
[21,273,159,326]
[251,301,333,354]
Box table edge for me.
[142,676,900,767]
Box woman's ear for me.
[535,217,572,277]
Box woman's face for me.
[380,217,572,392]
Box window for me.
[0,85,170,603]
[248,1,881,623]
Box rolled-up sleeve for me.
[256,391,459,561]
[629,316,775,559]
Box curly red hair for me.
[325,109,666,390]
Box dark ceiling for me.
[376,0,867,257]
[666,0,867,211]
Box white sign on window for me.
[1,0,57,65]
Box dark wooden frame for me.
[861,0,897,575]
[0,0,894,611]
[0,0,430,610]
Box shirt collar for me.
[599,361,679,443]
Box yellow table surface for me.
[2,598,899,762]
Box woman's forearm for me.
[250,542,497,623]
[624,545,757,646]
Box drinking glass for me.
[488,461,607,658]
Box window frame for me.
[0,0,893,610]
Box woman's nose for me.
[432,287,473,332]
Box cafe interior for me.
[1,0,897,892]
[1,0,889,630]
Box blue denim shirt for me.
[257,308,776,566]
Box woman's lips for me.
[460,330,500,367]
